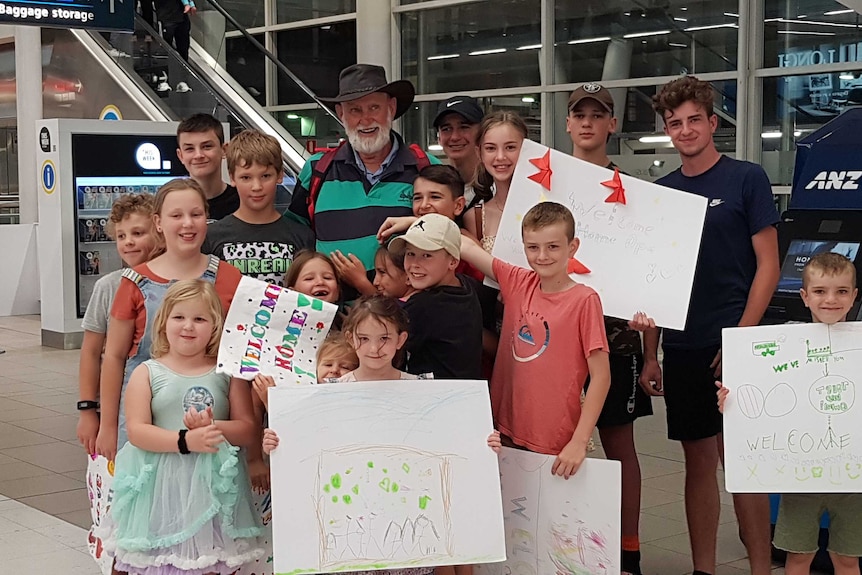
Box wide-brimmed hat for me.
[321,64,415,119]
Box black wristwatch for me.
[77,400,99,411]
[178,429,190,454]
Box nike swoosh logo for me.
[446,100,462,107]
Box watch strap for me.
[178,429,190,454]
[77,400,99,411]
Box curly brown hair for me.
[106,193,155,239]
[652,76,715,121]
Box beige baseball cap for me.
[389,213,461,259]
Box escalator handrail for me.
[200,0,342,127]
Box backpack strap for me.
[121,267,144,285]
[408,143,431,171]
[307,141,347,229]
[474,204,483,243]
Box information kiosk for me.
[36,119,185,349]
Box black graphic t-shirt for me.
[203,214,315,285]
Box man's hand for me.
[551,436,589,479]
[639,358,664,396]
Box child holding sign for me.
[110,279,263,574]
[718,253,862,575]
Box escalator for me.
[38,1,342,177]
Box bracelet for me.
[178,429,190,454]
[77,400,99,411]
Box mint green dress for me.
[110,360,264,574]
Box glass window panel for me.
[761,71,862,185]
[554,0,739,83]
[218,0,265,29]
[277,0,355,24]
[276,22,356,105]
[764,0,862,69]
[401,95,540,159]
[226,34,266,105]
[274,108,345,151]
[549,81,737,181]
[400,0,541,94]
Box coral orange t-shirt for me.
[491,258,608,455]
[110,261,242,357]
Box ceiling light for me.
[469,48,506,56]
[840,73,855,79]
[824,9,854,15]
[684,23,739,31]
[680,6,687,10]
[517,44,542,50]
[777,30,835,35]
[521,96,535,103]
[669,42,688,47]
[773,18,857,28]
[761,132,783,139]
[286,114,299,119]
[639,135,672,143]
[673,17,687,21]
[427,53,459,60]
[568,36,611,44]
[428,144,443,151]
[623,30,670,38]
[724,12,739,17]
[794,131,802,137]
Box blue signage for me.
[0,0,134,32]
[42,160,56,194]
[791,108,862,210]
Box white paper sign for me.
[492,139,707,330]
[268,380,506,574]
[217,276,337,385]
[475,448,621,575]
[86,455,115,575]
[723,322,862,493]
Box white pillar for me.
[355,0,391,73]
[15,25,42,225]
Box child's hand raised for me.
[262,428,280,455]
[552,437,588,479]
[252,375,276,410]
[183,405,213,430]
[332,251,368,289]
[187,424,224,453]
[377,216,416,243]
[487,430,502,453]
[716,380,729,413]
[628,311,656,332]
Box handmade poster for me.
[268,380,506,574]
[475,448,621,575]
[723,322,862,493]
[86,454,115,575]
[492,139,707,330]
[217,276,338,385]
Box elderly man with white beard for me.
[286,64,439,299]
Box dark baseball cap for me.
[433,96,484,128]
[567,83,615,113]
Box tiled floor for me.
[0,315,788,574]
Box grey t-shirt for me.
[203,214,315,285]
[81,268,124,333]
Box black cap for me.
[433,96,484,128]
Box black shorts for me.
[586,352,653,428]
[662,344,723,441]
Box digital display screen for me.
[0,0,134,32]
[777,240,861,294]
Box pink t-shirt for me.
[491,259,609,455]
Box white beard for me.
[346,122,393,155]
